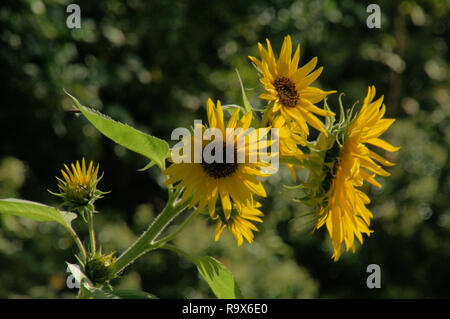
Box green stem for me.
[87,209,96,255]
[152,208,199,247]
[260,102,272,127]
[68,227,87,263]
[111,196,189,276]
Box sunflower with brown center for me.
[249,35,336,137]
[163,99,274,245]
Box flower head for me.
[51,158,104,213]
[163,99,273,244]
[249,35,336,137]
[314,86,399,261]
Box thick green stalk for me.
[111,197,189,276]
[87,209,96,255]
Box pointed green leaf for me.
[112,289,158,299]
[0,199,76,232]
[279,156,303,167]
[162,245,243,299]
[65,91,170,170]
[138,161,156,172]
[235,69,252,114]
[192,256,243,299]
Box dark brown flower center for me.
[273,76,299,108]
[201,143,239,179]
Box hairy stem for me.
[87,209,96,255]
[152,208,199,247]
[111,195,189,276]
[69,227,87,263]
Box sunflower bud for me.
[85,250,116,284]
[50,158,107,216]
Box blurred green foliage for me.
[0,0,449,298]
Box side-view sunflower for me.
[163,99,274,245]
[249,35,336,137]
[315,86,400,261]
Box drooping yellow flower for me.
[316,86,399,261]
[249,35,336,137]
[271,116,305,180]
[163,99,274,244]
[272,116,305,160]
[214,202,264,246]
[54,158,102,211]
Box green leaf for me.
[0,199,76,232]
[112,289,158,299]
[235,69,252,114]
[137,161,156,172]
[279,156,303,167]
[88,287,120,299]
[162,245,243,299]
[65,91,170,170]
[192,256,243,299]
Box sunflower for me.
[163,99,273,244]
[315,86,399,261]
[214,201,264,246]
[249,35,336,137]
[52,158,103,212]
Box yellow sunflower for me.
[163,99,273,244]
[214,201,264,246]
[316,86,399,261]
[249,35,336,137]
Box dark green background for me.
[0,0,449,298]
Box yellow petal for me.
[206,98,217,128]
[215,100,225,134]
[289,44,301,76]
[219,188,232,219]
[299,98,335,117]
[226,108,241,129]
[299,87,336,104]
[295,66,323,90]
[292,57,318,83]
[367,138,400,152]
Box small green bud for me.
[85,251,116,284]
